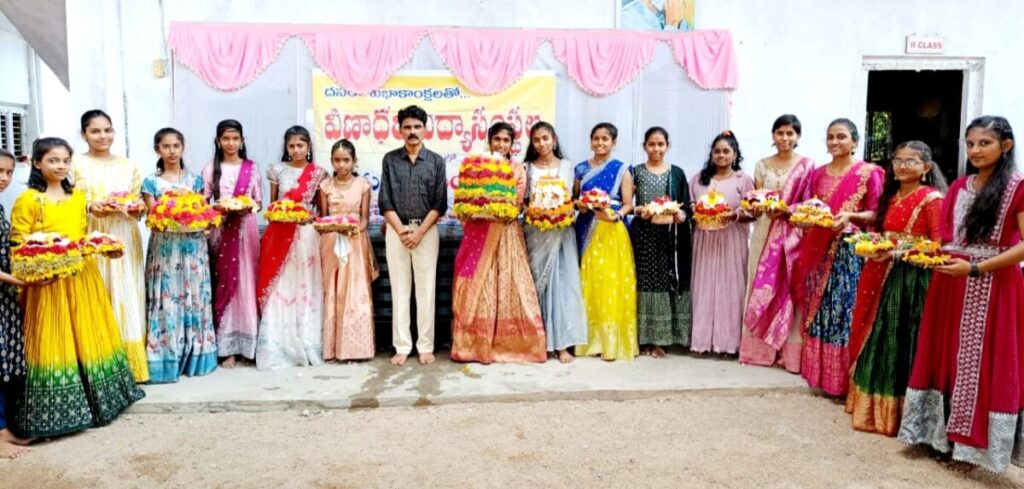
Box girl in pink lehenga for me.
[202,119,262,368]
[740,114,815,372]
[317,140,379,361]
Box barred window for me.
[0,106,27,157]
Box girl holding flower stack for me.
[844,140,946,436]
[317,139,379,362]
[11,137,143,438]
[790,118,883,397]
[630,127,692,357]
[574,122,638,361]
[689,130,754,355]
[71,110,148,383]
[523,121,588,363]
[141,128,218,383]
[740,115,815,372]
[202,119,262,368]
[255,125,327,370]
[450,122,546,364]
[899,116,1024,473]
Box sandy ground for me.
[4,392,1023,489]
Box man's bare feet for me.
[0,429,33,446]
[220,355,236,369]
[0,440,29,459]
[419,353,436,365]
[558,350,575,364]
[651,346,667,358]
[390,353,408,366]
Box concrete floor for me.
[132,352,808,413]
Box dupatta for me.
[790,161,882,328]
[847,187,941,362]
[575,159,626,255]
[213,160,255,325]
[256,163,319,311]
[743,157,815,349]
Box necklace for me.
[896,185,921,199]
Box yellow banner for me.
[311,70,556,222]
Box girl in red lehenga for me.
[898,115,1024,473]
[844,141,946,436]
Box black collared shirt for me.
[378,145,448,221]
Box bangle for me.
[970,262,981,277]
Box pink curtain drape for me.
[429,28,541,95]
[667,30,739,90]
[168,23,292,91]
[299,26,426,95]
[549,31,657,96]
[168,22,739,96]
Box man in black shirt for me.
[378,105,447,366]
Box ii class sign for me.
[906,35,944,55]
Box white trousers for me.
[384,225,440,354]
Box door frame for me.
[860,56,985,177]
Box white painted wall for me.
[0,11,30,106]
[42,0,1024,176]
[698,0,1024,167]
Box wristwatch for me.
[969,262,981,277]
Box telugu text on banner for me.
[312,70,556,223]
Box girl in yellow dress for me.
[10,137,143,438]
[72,110,148,383]
[573,123,638,361]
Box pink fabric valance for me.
[429,28,543,95]
[299,26,426,95]
[549,31,658,96]
[168,22,738,96]
[168,23,292,91]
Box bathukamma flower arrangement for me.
[265,199,313,223]
[453,152,519,220]
[693,190,735,230]
[218,194,259,213]
[525,176,574,231]
[146,189,223,232]
[789,197,835,228]
[901,239,951,268]
[644,195,683,225]
[579,188,616,218]
[741,189,787,213]
[103,191,146,213]
[12,232,85,283]
[843,232,896,258]
[81,231,126,257]
[314,214,360,234]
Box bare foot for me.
[220,356,236,369]
[651,346,667,358]
[0,429,33,446]
[640,346,652,356]
[419,353,436,365]
[558,350,575,364]
[0,440,29,459]
[390,353,408,366]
